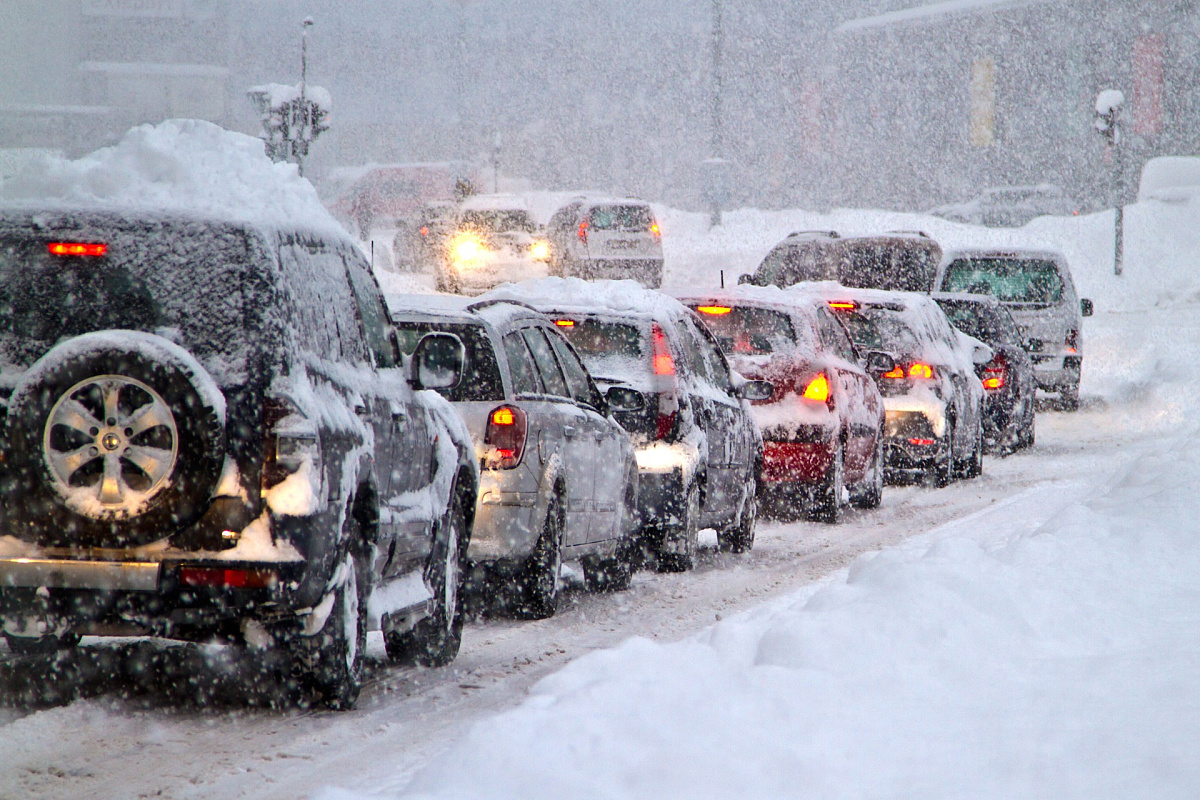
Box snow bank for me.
[366,420,1200,800]
[0,119,344,235]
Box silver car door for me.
[519,327,595,548]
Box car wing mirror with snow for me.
[971,343,994,365]
[737,379,774,402]
[737,273,756,285]
[863,350,896,376]
[1081,298,1094,317]
[411,332,465,391]
[605,385,645,413]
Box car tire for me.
[717,490,756,554]
[657,483,700,572]
[1019,414,1036,449]
[929,425,955,488]
[849,435,884,509]
[4,630,80,657]
[384,488,467,667]
[4,334,225,548]
[1060,383,1080,411]
[294,545,369,711]
[512,494,565,620]
[810,443,845,523]
[958,422,984,479]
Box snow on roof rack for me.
[787,230,840,238]
[465,298,541,314]
[886,230,931,238]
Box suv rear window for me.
[587,205,653,232]
[393,320,504,401]
[0,224,252,377]
[941,258,1065,303]
[842,306,921,355]
[936,300,1021,346]
[552,318,648,381]
[839,243,938,293]
[690,306,797,355]
[756,241,835,285]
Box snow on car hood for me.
[0,119,345,236]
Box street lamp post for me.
[1095,88,1125,276]
[704,0,727,228]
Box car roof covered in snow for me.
[481,277,688,324]
[675,284,830,317]
[0,119,347,238]
[930,291,1006,309]
[385,293,544,331]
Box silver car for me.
[936,248,1093,410]
[388,295,642,619]
[545,197,664,287]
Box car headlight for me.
[530,240,550,261]
[451,234,485,265]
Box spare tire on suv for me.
[4,331,225,548]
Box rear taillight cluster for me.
[262,396,320,490]
[882,362,936,381]
[577,218,589,244]
[484,405,528,469]
[1065,329,1079,354]
[981,353,1008,390]
[650,324,678,440]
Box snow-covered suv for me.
[0,208,478,710]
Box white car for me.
[545,197,664,288]
[435,194,552,294]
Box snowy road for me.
[0,396,1143,799]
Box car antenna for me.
[370,240,375,270]
[720,269,725,289]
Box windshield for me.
[459,210,537,234]
[690,306,797,355]
[840,306,920,356]
[0,222,252,378]
[936,300,1021,346]
[941,258,1065,303]
[755,242,835,286]
[551,318,647,380]
[588,205,653,231]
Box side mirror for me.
[863,350,896,375]
[605,385,645,413]
[411,332,464,390]
[1024,337,1044,353]
[737,273,755,285]
[971,343,994,365]
[736,380,774,402]
[1081,298,1094,317]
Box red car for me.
[680,288,892,522]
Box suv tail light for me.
[981,353,1007,390]
[651,324,675,376]
[649,221,661,237]
[907,363,935,379]
[1065,329,1079,354]
[262,395,320,490]
[484,405,528,469]
[801,372,832,404]
[48,242,107,257]
[577,218,589,244]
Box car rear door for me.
[546,329,626,543]
[815,306,876,476]
[585,204,657,262]
[517,326,595,548]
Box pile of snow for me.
[0,119,344,235]
[346,416,1200,800]
[1137,155,1200,203]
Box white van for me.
[936,248,1093,410]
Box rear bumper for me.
[883,410,947,468]
[1031,354,1081,389]
[761,440,834,485]
[570,258,662,286]
[467,489,538,562]
[637,469,686,531]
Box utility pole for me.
[704,0,727,228]
[1094,89,1125,276]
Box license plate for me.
[608,239,638,250]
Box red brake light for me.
[908,363,935,379]
[652,324,675,376]
[828,301,857,311]
[554,319,575,327]
[982,353,1007,390]
[908,438,936,446]
[1065,329,1078,354]
[485,405,527,469]
[696,305,733,316]
[48,242,107,257]
[577,218,589,244]
[179,567,277,589]
[882,365,905,379]
[655,409,677,440]
[420,226,430,237]
[801,373,830,403]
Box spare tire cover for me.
[5,331,226,547]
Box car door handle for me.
[354,404,369,417]
[563,425,578,439]
[389,401,408,421]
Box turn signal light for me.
[1065,329,1079,354]
[802,373,830,403]
[982,353,1007,390]
[554,319,575,327]
[828,301,857,311]
[696,305,733,315]
[908,363,935,379]
[48,242,107,257]
[649,222,661,236]
[882,365,906,379]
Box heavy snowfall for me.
[3,2,1200,799]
